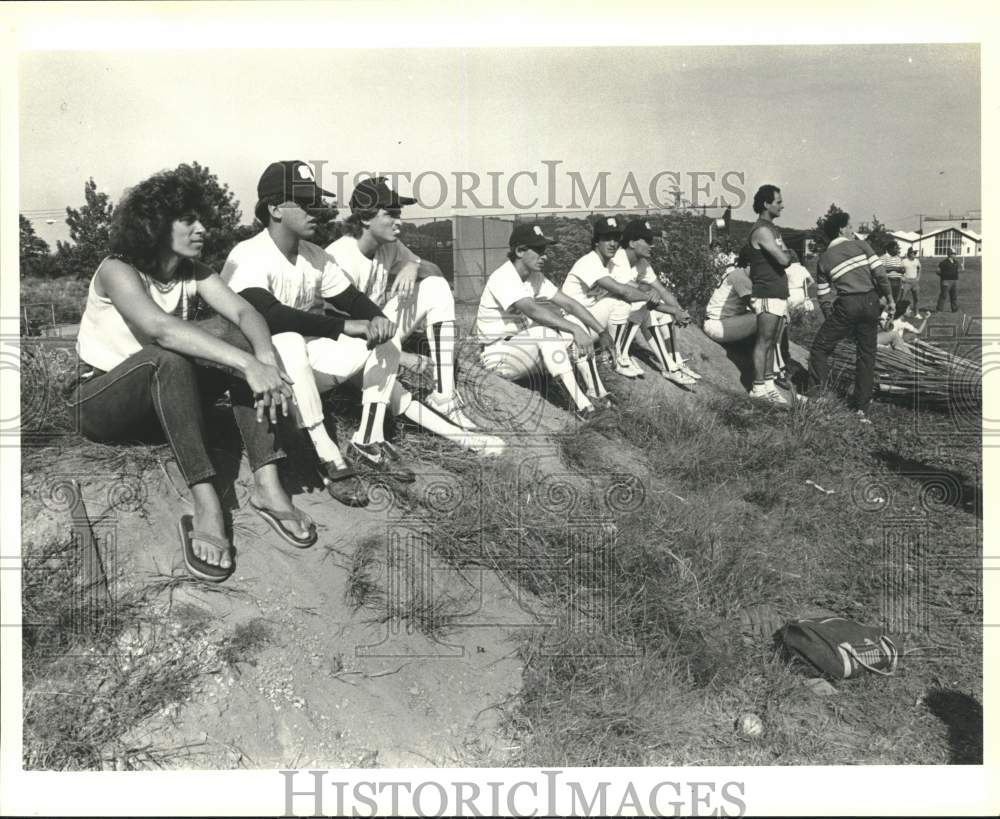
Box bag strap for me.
[841,641,897,677]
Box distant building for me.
[890,225,981,257]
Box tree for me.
[856,214,895,255]
[57,178,114,278]
[186,161,245,272]
[813,202,846,254]
[19,215,51,278]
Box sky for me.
[17,41,982,250]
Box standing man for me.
[746,184,792,403]
[880,242,905,302]
[899,247,922,312]
[476,223,613,418]
[327,177,477,431]
[808,211,894,422]
[608,219,700,387]
[936,247,961,312]
[222,160,413,493]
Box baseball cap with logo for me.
[256,160,335,208]
[592,215,623,241]
[350,177,418,212]
[621,219,656,245]
[509,223,558,250]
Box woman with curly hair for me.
[67,164,315,583]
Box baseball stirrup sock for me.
[667,322,681,365]
[589,357,608,396]
[356,402,387,445]
[575,358,596,395]
[648,325,676,372]
[427,321,456,396]
[610,323,627,359]
[624,322,641,355]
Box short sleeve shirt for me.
[704,268,753,321]
[609,247,657,286]
[221,230,350,312]
[327,235,420,308]
[901,258,921,280]
[562,250,613,308]
[476,260,558,342]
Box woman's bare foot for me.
[190,482,232,569]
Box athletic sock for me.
[575,357,597,396]
[427,320,456,396]
[308,424,347,468]
[647,325,676,372]
[588,357,608,397]
[622,322,641,360]
[666,322,682,368]
[353,402,387,446]
[558,371,592,411]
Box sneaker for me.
[749,383,788,405]
[855,409,872,425]
[662,368,697,387]
[347,440,416,483]
[774,369,790,390]
[675,359,702,380]
[425,390,478,431]
[594,392,618,409]
[316,461,369,507]
[614,357,645,379]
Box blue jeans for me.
[66,315,285,485]
[936,280,959,312]
[808,290,881,411]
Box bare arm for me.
[196,268,279,364]
[549,290,610,341]
[594,275,653,304]
[752,225,792,267]
[511,296,596,358]
[100,260,293,421]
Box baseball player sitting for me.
[476,223,615,419]
[327,178,478,430]
[223,161,418,494]
[607,219,701,387]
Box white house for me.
[890,226,981,257]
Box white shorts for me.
[703,318,725,341]
[750,297,788,318]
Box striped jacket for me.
[879,252,905,278]
[815,238,891,312]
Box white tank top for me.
[77,256,200,372]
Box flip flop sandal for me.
[249,501,318,549]
[178,515,234,583]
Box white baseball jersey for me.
[221,230,351,311]
[327,235,420,308]
[476,261,559,342]
[562,249,614,309]
[609,247,657,286]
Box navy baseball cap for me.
[593,215,623,241]
[621,219,655,245]
[257,161,335,207]
[509,223,557,250]
[350,177,418,212]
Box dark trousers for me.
[808,290,881,411]
[936,280,959,312]
[889,278,902,301]
[66,315,285,485]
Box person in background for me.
[808,211,894,423]
[702,247,755,343]
[936,247,961,312]
[67,164,313,584]
[877,298,928,357]
[879,242,905,301]
[899,247,922,313]
[774,248,814,386]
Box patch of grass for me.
[217,619,274,672]
[425,371,981,765]
[22,536,223,770]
